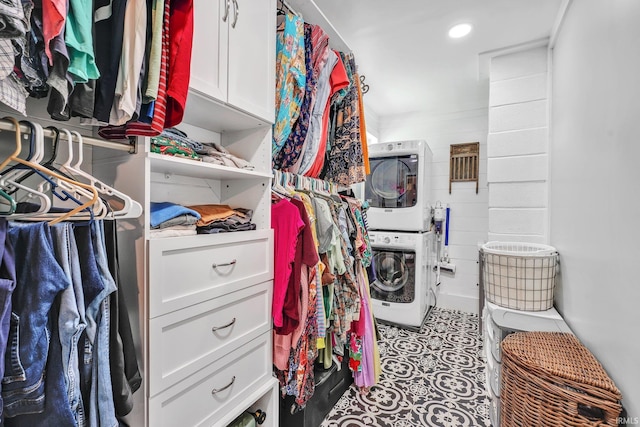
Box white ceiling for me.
[313,0,564,119]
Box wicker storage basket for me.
[501,332,622,427]
[482,241,559,311]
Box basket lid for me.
[482,241,557,256]
[501,332,621,401]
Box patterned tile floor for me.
[321,307,492,427]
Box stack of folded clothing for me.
[187,204,256,234]
[152,128,254,170]
[150,134,201,160]
[149,202,201,238]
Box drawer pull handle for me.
[212,259,237,269]
[211,318,236,332]
[211,376,235,395]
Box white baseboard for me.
[436,293,480,315]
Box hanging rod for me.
[0,118,137,154]
[278,0,301,18]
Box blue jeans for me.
[51,223,87,427]
[5,296,77,427]
[74,221,117,427]
[3,222,72,419]
[0,219,16,418]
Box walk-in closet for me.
[0,0,637,426]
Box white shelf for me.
[182,89,273,134]
[286,0,351,52]
[148,152,272,180]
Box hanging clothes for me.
[0,218,141,426]
[103,220,142,418]
[109,0,147,126]
[271,198,304,330]
[91,0,128,124]
[272,23,314,170]
[321,53,366,186]
[272,13,305,158]
[164,0,194,128]
[66,0,101,84]
[304,51,349,178]
[271,173,380,409]
[0,219,15,419]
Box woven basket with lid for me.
[500,332,622,426]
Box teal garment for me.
[65,0,100,83]
[272,13,305,157]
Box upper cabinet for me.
[186,0,276,133]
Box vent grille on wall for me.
[449,142,479,194]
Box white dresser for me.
[482,302,573,427]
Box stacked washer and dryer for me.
[364,140,438,330]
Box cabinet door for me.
[190,0,228,102]
[227,0,276,123]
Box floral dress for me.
[273,13,305,157]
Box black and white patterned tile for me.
[321,307,491,427]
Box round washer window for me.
[372,251,409,292]
[370,159,410,200]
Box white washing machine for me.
[364,140,433,232]
[367,230,437,329]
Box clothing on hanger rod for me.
[277,0,301,18]
[0,118,136,154]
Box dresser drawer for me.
[148,281,272,396]
[148,229,273,317]
[149,331,272,427]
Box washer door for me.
[369,249,416,303]
[365,155,419,209]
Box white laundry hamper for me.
[481,242,559,311]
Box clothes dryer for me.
[367,230,437,329]
[364,140,433,231]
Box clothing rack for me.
[0,118,137,154]
[273,169,340,196]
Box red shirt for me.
[165,0,194,128]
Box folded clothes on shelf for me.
[149,225,197,238]
[149,201,201,228]
[187,204,256,233]
[155,128,255,170]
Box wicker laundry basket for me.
[482,241,559,311]
[500,332,622,427]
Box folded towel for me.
[150,202,201,228]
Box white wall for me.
[550,0,640,417]
[379,109,488,314]
[488,47,550,244]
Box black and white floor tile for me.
[321,307,491,427]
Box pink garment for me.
[43,0,66,64]
[273,266,310,371]
[353,263,376,388]
[271,199,304,329]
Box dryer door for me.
[365,155,419,209]
[368,249,416,303]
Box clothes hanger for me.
[0,188,16,215]
[67,130,142,219]
[0,120,51,215]
[0,117,100,225]
[271,169,290,199]
[42,128,109,220]
[2,121,47,186]
[13,125,100,219]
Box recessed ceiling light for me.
[448,23,472,39]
